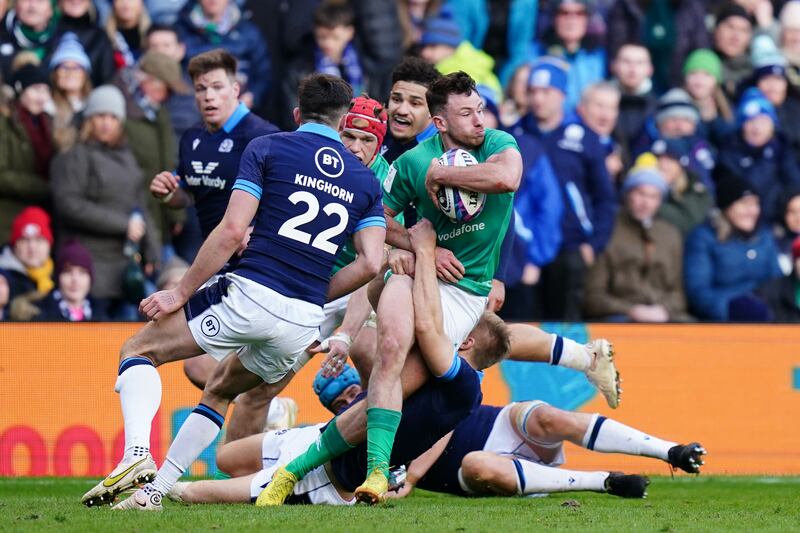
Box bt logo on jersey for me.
[315,147,344,178]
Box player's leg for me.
[225,370,296,443]
[364,274,414,478]
[171,474,257,504]
[82,310,204,507]
[349,323,377,384]
[216,433,265,477]
[515,402,706,473]
[459,451,630,496]
[183,354,219,389]
[507,324,620,408]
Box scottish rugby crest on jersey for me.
[233,123,385,307]
[177,102,280,240]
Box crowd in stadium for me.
[1,0,800,323]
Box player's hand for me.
[237,225,254,256]
[139,289,185,321]
[434,247,464,283]
[150,171,180,199]
[310,333,352,378]
[388,249,415,276]
[487,279,505,312]
[408,219,436,253]
[387,481,414,499]
[424,158,442,205]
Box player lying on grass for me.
[132,218,512,508]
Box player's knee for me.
[377,334,406,370]
[183,358,209,389]
[530,405,562,436]
[237,384,275,410]
[461,451,501,483]
[119,335,157,366]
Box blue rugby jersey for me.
[331,354,483,492]
[177,103,280,241]
[416,405,503,495]
[232,122,385,307]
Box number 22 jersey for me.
[232,122,385,307]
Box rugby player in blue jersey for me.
[83,74,387,511]
[146,49,285,444]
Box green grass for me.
[1,477,798,532]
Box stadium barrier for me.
[1,323,799,477]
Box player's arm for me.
[140,189,257,320]
[150,171,194,209]
[383,204,412,250]
[327,225,386,302]
[408,219,458,377]
[389,431,453,499]
[428,148,522,194]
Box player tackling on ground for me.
[82,74,386,509]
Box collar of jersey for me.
[416,122,438,142]
[297,122,343,144]
[221,102,250,134]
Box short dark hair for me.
[470,312,511,370]
[391,57,442,88]
[426,71,476,115]
[313,1,355,29]
[146,23,179,39]
[298,73,354,127]
[187,49,237,82]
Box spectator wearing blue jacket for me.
[500,133,564,320]
[684,171,782,321]
[175,0,270,109]
[531,0,606,112]
[716,88,800,227]
[445,0,538,85]
[510,57,616,320]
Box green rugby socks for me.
[365,407,402,478]
[285,418,353,479]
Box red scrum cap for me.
[343,95,388,155]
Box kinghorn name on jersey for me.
[294,173,355,204]
[437,221,486,242]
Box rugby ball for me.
[436,148,486,223]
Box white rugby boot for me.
[112,484,163,511]
[585,339,622,409]
[81,455,157,507]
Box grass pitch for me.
[1,476,798,532]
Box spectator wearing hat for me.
[584,162,691,322]
[713,3,756,101]
[716,87,800,226]
[683,48,735,147]
[772,186,800,274]
[54,0,115,86]
[757,235,800,321]
[115,50,188,255]
[606,0,710,91]
[0,206,55,299]
[577,81,624,182]
[176,0,269,109]
[444,0,537,85]
[510,57,616,320]
[0,0,60,82]
[419,14,502,100]
[779,1,800,98]
[105,0,150,70]
[50,84,159,320]
[10,238,97,321]
[531,0,606,112]
[144,24,200,142]
[49,32,93,153]
[651,139,714,236]
[610,43,657,153]
[684,171,782,321]
[0,63,54,244]
[634,88,717,192]
[749,34,800,161]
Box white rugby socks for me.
[550,335,592,371]
[150,404,225,496]
[514,459,607,493]
[582,414,675,460]
[115,358,162,462]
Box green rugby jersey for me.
[382,129,518,296]
[331,153,398,274]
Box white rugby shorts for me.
[249,425,354,506]
[438,281,488,349]
[185,274,323,384]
